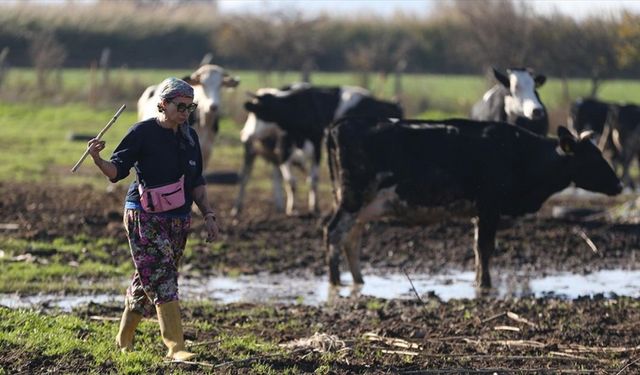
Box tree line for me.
[1,1,640,95]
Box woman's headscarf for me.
[158,77,194,100]
[157,77,196,146]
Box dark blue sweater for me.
[109,118,206,215]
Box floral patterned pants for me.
[123,209,191,316]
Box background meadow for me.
[3,68,640,187]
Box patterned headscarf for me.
[158,77,194,99]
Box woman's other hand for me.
[204,216,219,242]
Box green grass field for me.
[6,67,640,116]
[2,68,640,184]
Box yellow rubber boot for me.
[156,301,196,361]
[115,308,143,352]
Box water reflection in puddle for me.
[1,269,639,311]
[0,293,121,311]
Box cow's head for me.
[243,87,307,163]
[494,67,546,122]
[183,64,240,125]
[558,126,622,196]
[244,92,283,123]
[241,88,288,142]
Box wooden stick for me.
[506,311,537,327]
[402,267,425,305]
[575,228,599,254]
[70,104,126,173]
[481,312,506,324]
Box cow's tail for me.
[325,119,343,211]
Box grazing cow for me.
[324,118,622,288]
[608,104,640,189]
[568,97,611,136]
[569,98,640,189]
[568,97,618,160]
[471,67,548,136]
[232,85,403,216]
[137,64,240,168]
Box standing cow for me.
[568,97,611,136]
[137,64,240,169]
[233,83,312,216]
[324,118,622,288]
[471,67,548,136]
[569,98,640,189]
[232,85,403,216]
[608,104,640,190]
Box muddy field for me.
[3,181,639,278]
[2,181,640,373]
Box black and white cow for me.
[471,67,548,136]
[137,64,240,169]
[568,97,611,136]
[324,118,622,288]
[569,98,640,189]
[608,104,640,189]
[568,97,618,161]
[232,85,403,216]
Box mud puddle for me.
[2,268,639,311]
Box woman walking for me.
[87,77,219,360]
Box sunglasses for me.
[170,101,198,113]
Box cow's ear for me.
[493,67,510,88]
[579,130,595,141]
[534,74,546,88]
[223,75,240,88]
[244,101,257,112]
[558,126,577,155]
[182,74,197,86]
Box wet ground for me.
[2,181,639,280]
[1,181,640,373]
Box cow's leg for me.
[343,186,396,284]
[271,165,285,212]
[307,142,321,214]
[195,127,215,170]
[473,213,498,289]
[307,162,320,214]
[344,221,365,284]
[231,142,257,217]
[279,162,297,215]
[620,150,635,190]
[324,208,355,285]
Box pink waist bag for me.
[138,175,186,213]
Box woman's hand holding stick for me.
[70,104,126,173]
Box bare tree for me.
[27,30,67,94]
[346,45,374,89]
[616,12,640,76]
[214,12,324,85]
[345,29,414,91]
[576,16,620,96]
[532,14,580,102]
[447,0,536,71]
